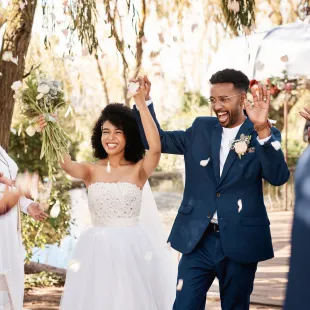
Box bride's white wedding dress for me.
[60,181,177,310]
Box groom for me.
[133,69,290,309]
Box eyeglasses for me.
[208,94,242,106]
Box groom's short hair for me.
[209,69,250,92]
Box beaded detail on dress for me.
[87,182,142,224]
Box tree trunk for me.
[0,1,37,150]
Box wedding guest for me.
[0,145,48,310]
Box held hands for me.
[128,75,151,105]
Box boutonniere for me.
[229,134,251,159]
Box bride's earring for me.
[106,160,111,173]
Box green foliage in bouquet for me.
[14,71,70,178]
[9,131,72,262]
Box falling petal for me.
[106,161,111,173]
[176,279,183,291]
[158,33,164,43]
[280,55,288,62]
[2,51,13,62]
[62,29,69,37]
[65,105,72,118]
[10,128,17,135]
[255,61,265,71]
[82,48,89,56]
[19,1,26,9]
[50,201,61,218]
[68,260,80,272]
[271,141,281,151]
[200,158,210,167]
[237,199,242,213]
[127,81,139,94]
[268,119,277,124]
[51,13,56,20]
[11,56,18,65]
[268,10,274,18]
[191,24,198,32]
[144,251,153,261]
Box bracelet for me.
[254,120,272,132]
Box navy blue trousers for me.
[173,227,257,310]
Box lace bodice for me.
[87,182,142,225]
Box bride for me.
[40,77,177,309]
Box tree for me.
[0,1,38,150]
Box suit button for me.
[216,193,221,197]
[207,214,211,219]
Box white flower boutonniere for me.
[229,134,251,159]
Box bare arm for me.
[60,154,91,182]
[0,187,21,216]
[133,77,161,181]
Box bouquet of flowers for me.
[12,71,69,176]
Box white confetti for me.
[2,51,13,62]
[200,158,210,167]
[62,29,69,37]
[176,279,183,291]
[237,199,242,213]
[145,251,153,261]
[271,141,281,151]
[106,161,111,173]
[268,119,277,124]
[0,72,2,77]
[50,201,61,218]
[68,260,80,272]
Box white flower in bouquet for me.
[25,125,36,137]
[11,80,23,92]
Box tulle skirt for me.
[60,223,176,310]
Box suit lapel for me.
[210,124,222,185]
[218,118,254,186]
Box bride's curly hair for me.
[91,103,145,163]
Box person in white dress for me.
[0,146,48,310]
[39,77,177,309]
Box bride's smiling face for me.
[101,121,127,155]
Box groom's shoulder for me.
[193,116,218,128]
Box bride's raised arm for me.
[37,116,91,182]
[133,77,161,181]
[59,154,91,182]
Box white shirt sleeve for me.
[19,196,33,214]
[256,135,271,145]
[135,99,153,111]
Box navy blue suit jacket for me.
[134,104,290,263]
[284,146,310,309]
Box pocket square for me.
[200,158,210,166]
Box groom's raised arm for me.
[133,102,195,155]
[256,127,290,186]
